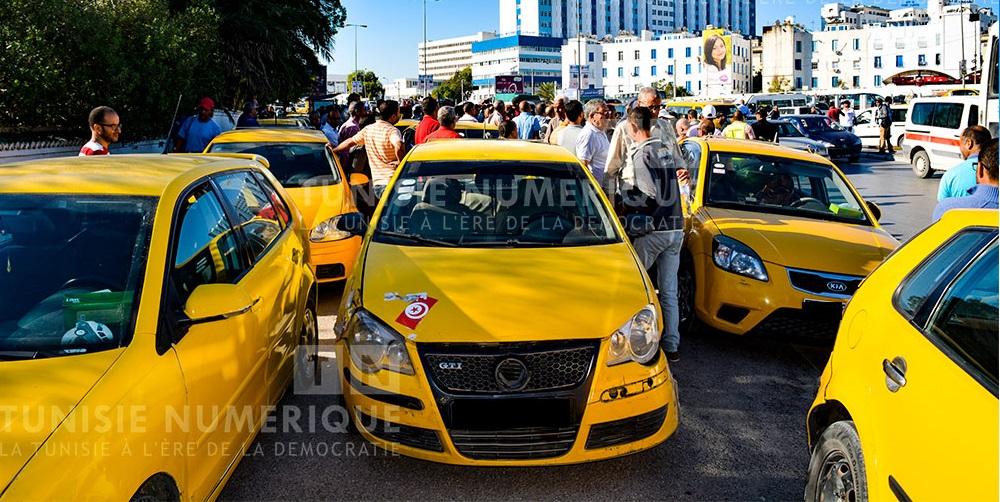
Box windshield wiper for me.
[469,239,560,247]
[0,350,52,361]
[376,231,459,247]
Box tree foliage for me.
[347,70,385,100]
[537,82,556,102]
[654,80,692,98]
[432,67,473,101]
[767,76,791,93]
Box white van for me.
[853,104,907,149]
[902,96,980,178]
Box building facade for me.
[471,35,564,99]
[561,30,753,98]
[761,21,814,92]
[501,0,755,39]
[388,78,441,101]
[417,32,496,82]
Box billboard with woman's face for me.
[703,29,732,95]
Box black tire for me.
[805,421,868,502]
[912,150,933,178]
[677,253,700,335]
[130,474,180,502]
[895,135,904,149]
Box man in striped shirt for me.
[333,100,405,199]
[79,106,120,156]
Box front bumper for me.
[309,235,362,282]
[342,339,679,465]
[696,260,854,336]
[827,143,862,160]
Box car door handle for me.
[883,357,907,392]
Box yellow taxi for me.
[0,155,317,500]
[805,209,998,501]
[664,100,737,118]
[395,119,500,148]
[332,140,679,465]
[678,138,898,337]
[205,128,365,283]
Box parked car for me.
[0,154,318,500]
[206,128,367,283]
[334,140,680,465]
[677,137,898,337]
[904,96,981,178]
[783,114,863,163]
[853,104,907,149]
[805,208,997,501]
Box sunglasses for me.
[99,123,122,131]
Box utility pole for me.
[959,4,967,87]
[577,1,583,92]
[346,23,368,82]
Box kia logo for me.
[827,281,848,292]
[438,362,462,370]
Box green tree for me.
[654,80,692,98]
[767,76,790,93]
[347,70,385,99]
[537,82,556,102]
[432,67,473,101]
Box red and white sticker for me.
[395,297,438,329]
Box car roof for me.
[698,137,835,165]
[407,139,579,163]
[0,154,262,196]
[909,96,979,104]
[210,128,327,144]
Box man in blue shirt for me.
[934,138,999,221]
[175,97,223,153]
[513,100,541,140]
[938,125,991,200]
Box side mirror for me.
[336,211,368,237]
[866,201,882,222]
[181,284,257,326]
[349,173,370,186]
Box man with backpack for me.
[875,97,893,156]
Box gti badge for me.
[438,362,462,370]
[827,280,848,293]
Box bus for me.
[746,93,813,115]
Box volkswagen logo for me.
[495,358,530,391]
[438,362,462,370]
[827,280,848,293]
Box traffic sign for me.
[351,81,364,93]
[580,87,605,100]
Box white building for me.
[821,3,891,28]
[500,0,755,39]
[471,35,564,100]
[387,78,440,101]
[810,1,984,90]
[560,29,753,98]
[761,20,814,91]
[417,32,495,82]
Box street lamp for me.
[422,0,441,97]
[345,23,368,79]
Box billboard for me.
[702,29,733,95]
[495,75,524,94]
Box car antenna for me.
[163,94,183,154]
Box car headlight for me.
[346,309,414,375]
[607,305,660,366]
[310,215,352,242]
[712,235,769,281]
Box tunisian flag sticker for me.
[395,297,438,329]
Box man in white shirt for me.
[839,100,856,132]
[575,99,611,184]
[557,100,585,153]
[457,102,480,123]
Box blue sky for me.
[324,0,926,81]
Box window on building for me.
[651,66,657,76]
[685,63,691,74]
[668,48,674,58]
[602,68,607,78]
[875,75,882,86]
[918,54,927,66]
[874,56,882,68]
[795,59,802,71]
[832,40,839,51]
[795,77,803,89]
[589,52,595,62]
[896,55,903,68]
[852,76,860,87]
[685,47,691,57]
[796,40,803,53]
[812,61,819,70]
[618,67,624,77]
[935,53,941,65]
[896,39,905,49]
[634,50,640,59]
[618,51,624,61]
[633,66,639,76]
[811,77,819,88]
[685,81,691,92]
[832,76,840,87]
[603,52,607,62]
[668,64,674,75]
[651,49,657,59]
[853,38,860,51]
[812,41,817,52]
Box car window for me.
[892,108,908,123]
[172,184,246,306]
[374,161,620,248]
[927,242,999,393]
[931,103,964,129]
[208,142,340,187]
[777,123,803,137]
[215,171,285,261]
[969,105,979,128]
[252,172,292,227]
[855,111,871,125]
[911,103,934,126]
[681,141,702,200]
[704,152,869,224]
[894,229,995,320]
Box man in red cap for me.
[174,96,222,152]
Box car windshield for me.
[796,116,844,132]
[776,122,804,137]
[0,194,155,360]
[208,142,340,187]
[373,161,621,247]
[704,153,870,225]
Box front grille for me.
[787,268,863,299]
[753,308,840,338]
[450,426,579,460]
[357,411,444,452]
[420,341,597,394]
[586,405,668,450]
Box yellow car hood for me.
[284,184,348,229]
[360,242,650,343]
[0,349,122,492]
[704,207,896,275]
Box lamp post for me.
[422,0,441,97]
[346,23,368,80]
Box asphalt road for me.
[220,151,938,501]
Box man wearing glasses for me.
[79,106,121,156]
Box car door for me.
[863,229,998,500]
[214,171,301,402]
[853,110,877,146]
[164,182,261,501]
